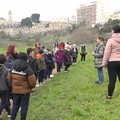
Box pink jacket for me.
[102,33,120,66]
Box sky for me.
[0,0,120,22]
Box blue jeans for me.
[11,93,30,120]
[97,68,104,84]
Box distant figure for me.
[34,42,41,58]
[53,41,59,54]
[64,45,72,72]
[102,24,120,99]
[71,44,78,64]
[80,44,87,62]
[92,35,105,85]
[55,45,64,74]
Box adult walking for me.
[102,24,120,99]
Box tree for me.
[21,17,32,28]
[31,14,40,23]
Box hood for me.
[13,59,28,72]
[111,33,120,43]
[0,65,5,75]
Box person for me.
[102,24,120,99]
[4,45,18,110]
[55,45,64,74]
[36,49,46,86]
[27,48,38,80]
[0,54,11,120]
[53,41,59,54]
[44,49,55,79]
[71,44,78,64]
[8,52,36,120]
[4,45,18,69]
[64,45,72,72]
[80,44,87,62]
[92,35,105,85]
[33,42,41,58]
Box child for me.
[55,46,64,74]
[36,49,46,86]
[80,44,87,62]
[92,35,105,84]
[0,54,11,120]
[9,52,36,120]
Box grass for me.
[28,54,120,120]
[1,49,120,120]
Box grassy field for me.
[2,48,120,120]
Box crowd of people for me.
[0,41,81,120]
[1,24,120,119]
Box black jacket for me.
[27,56,38,75]
[0,65,11,92]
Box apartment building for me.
[77,1,109,27]
[111,10,120,20]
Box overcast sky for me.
[0,0,120,22]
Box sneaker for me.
[106,96,112,99]
[36,84,40,87]
[50,74,54,78]
[95,81,101,85]
[7,114,11,118]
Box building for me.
[8,11,12,22]
[111,10,120,20]
[77,0,109,27]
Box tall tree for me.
[31,14,40,23]
[21,17,32,28]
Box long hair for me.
[6,45,16,56]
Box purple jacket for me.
[55,50,64,64]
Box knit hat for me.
[17,52,28,61]
[59,45,64,49]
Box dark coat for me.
[64,50,72,65]
[72,48,78,57]
[4,55,16,69]
[0,65,11,93]
[36,57,46,71]
[27,56,38,75]
[44,54,55,69]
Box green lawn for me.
[2,52,120,120]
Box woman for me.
[92,35,105,85]
[72,44,78,64]
[34,42,41,58]
[5,45,17,69]
[102,24,120,99]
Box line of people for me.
[0,41,80,120]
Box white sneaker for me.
[50,74,54,78]
[36,84,40,87]
[7,114,11,118]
